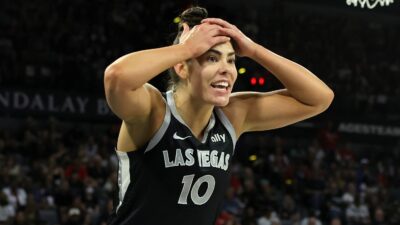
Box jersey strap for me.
[144,97,171,153]
[215,107,237,154]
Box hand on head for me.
[201,18,256,58]
[179,22,230,58]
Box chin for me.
[202,89,231,106]
[211,98,230,107]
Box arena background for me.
[0,0,399,224]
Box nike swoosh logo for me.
[173,132,191,140]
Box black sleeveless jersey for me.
[108,91,237,225]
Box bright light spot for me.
[250,77,257,86]
[258,77,265,86]
[286,179,293,185]
[173,17,181,24]
[249,155,257,161]
[238,68,246,74]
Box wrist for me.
[247,42,260,59]
[179,42,196,59]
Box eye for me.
[228,58,236,64]
[207,55,218,62]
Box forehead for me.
[208,41,235,55]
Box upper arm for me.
[104,66,162,123]
[104,68,166,151]
[225,89,333,134]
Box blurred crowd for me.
[0,117,118,225]
[1,116,400,225]
[1,0,400,225]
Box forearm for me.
[251,44,334,107]
[104,44,192,90]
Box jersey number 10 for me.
[178,174,216,205]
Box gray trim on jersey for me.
[144,98,171,153]
[201,113,215,143]
[166,90,216,144]
[115,150,130,213]
[215,108,237,154]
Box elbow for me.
[104,64,142,91]
[104,64,121,85]
[318,89,334,112]
[104,64,122,94]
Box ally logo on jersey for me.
[210,133,225,143]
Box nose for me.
[217,60,230,75]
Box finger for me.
[218,27,239,39]
[202,18,235,29]
[210,36,231,46]
[207,26,225,36]
[199,23,222,32]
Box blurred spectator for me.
[257,206,281,225]
[330,217,342,225]
[346,195,370,225]
[300,212,322,225]
[0,192,14,224]
[65,207,83,225]
[279,194,299,225]
[222,187,245,216]
[372,207,385,225]
[242,206,257,225]
[2,180,27,213]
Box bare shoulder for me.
[219,90,288,135]
[219,92,257,137]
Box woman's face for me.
[185,41,237,106]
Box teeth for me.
[211,81,229,88]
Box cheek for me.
[232,71,238,83]
[199,67,217,83]
[233,71,238,80]
[189,72,208,90]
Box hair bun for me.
[179,6,208,30]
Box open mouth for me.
[210,81,230,91]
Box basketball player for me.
[104,6,334,225]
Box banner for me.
[0,89,116,120]
[338,122,400,137]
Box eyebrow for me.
[207,49,236,57]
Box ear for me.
[173,62,189,79]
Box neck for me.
[173,88,214,139]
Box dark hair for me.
[167,6,208,91]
